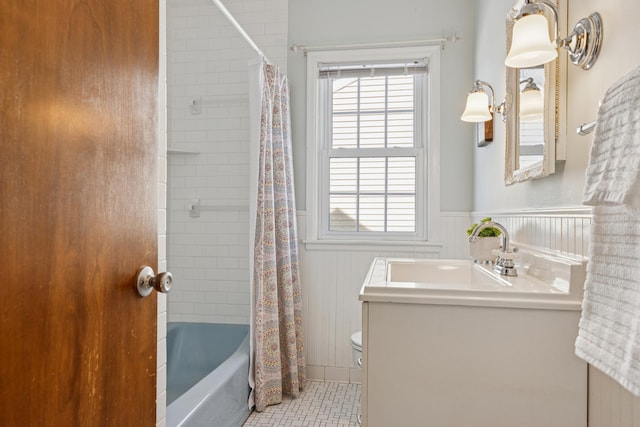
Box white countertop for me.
[359,256,586,310]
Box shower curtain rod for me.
[211,0,269,62]
[289,35,460,54]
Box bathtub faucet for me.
[468,221,518,276]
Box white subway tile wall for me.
[158,1,168,425]
[167,0,287,324]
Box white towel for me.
[575,65,640,397]
[575,205,640,396]
[583,64,640,208]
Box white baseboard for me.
[306,365,361,384]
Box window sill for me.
[302,239,443,254]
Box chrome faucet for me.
[468,221,518,276]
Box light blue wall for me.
[287,0,476,211]
[472,0,592,211]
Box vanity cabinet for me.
[359,257,588,427]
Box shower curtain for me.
[250,60,305,412]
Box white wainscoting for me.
[299,208,592,383]
[298,210,472,382]
[474,207,592,258]
[438,211,474,259]
[589,365,640,427]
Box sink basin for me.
[360,251,586,309]
[386,259,508,290]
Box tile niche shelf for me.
[167,147,199,154]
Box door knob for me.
[136,266,173,297]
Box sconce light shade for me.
[461,91,492,122]
[506,1,603,70]
[505,14,558,68]
[519,86,544,121]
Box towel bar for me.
[577,120,597,136]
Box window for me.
[306,47,441,247]
[325,69,423,235]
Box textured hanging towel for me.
[575,64,640,396]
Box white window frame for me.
[305,46,441,251]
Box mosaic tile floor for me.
[243,381,361,427]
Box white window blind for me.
[318,60,428,79]
[318,61,427,236]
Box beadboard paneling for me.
[589,366,640,427]
[438,211,473,259]
[298,211,469,380]
[474,208,592,258]
[299,208,592,382]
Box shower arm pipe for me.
[290,34,460,54]
[211,0,269,62]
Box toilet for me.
[350,330,362,368]
[351,331,363,425]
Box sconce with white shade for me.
[505,0,603,70]
[519,77,544,121]
[460,80,506,123]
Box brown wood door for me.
[0,1,159,426]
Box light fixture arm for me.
[493,100,507,123]
[474,79,494,106]
[474,80,507,122]
[519,77,540,92]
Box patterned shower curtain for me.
[253,61,305,412]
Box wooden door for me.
[0,1,159,426]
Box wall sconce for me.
[519,77,544,121]
[460,80,506,123]
[505,0,603,70]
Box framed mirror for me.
[504,0,561,185]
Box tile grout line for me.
[243,381,361,427]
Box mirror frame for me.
[504,0,562,185]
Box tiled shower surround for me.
[166,0,287,324]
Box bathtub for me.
[166,322,251,427]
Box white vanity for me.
[359,252,588,427]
